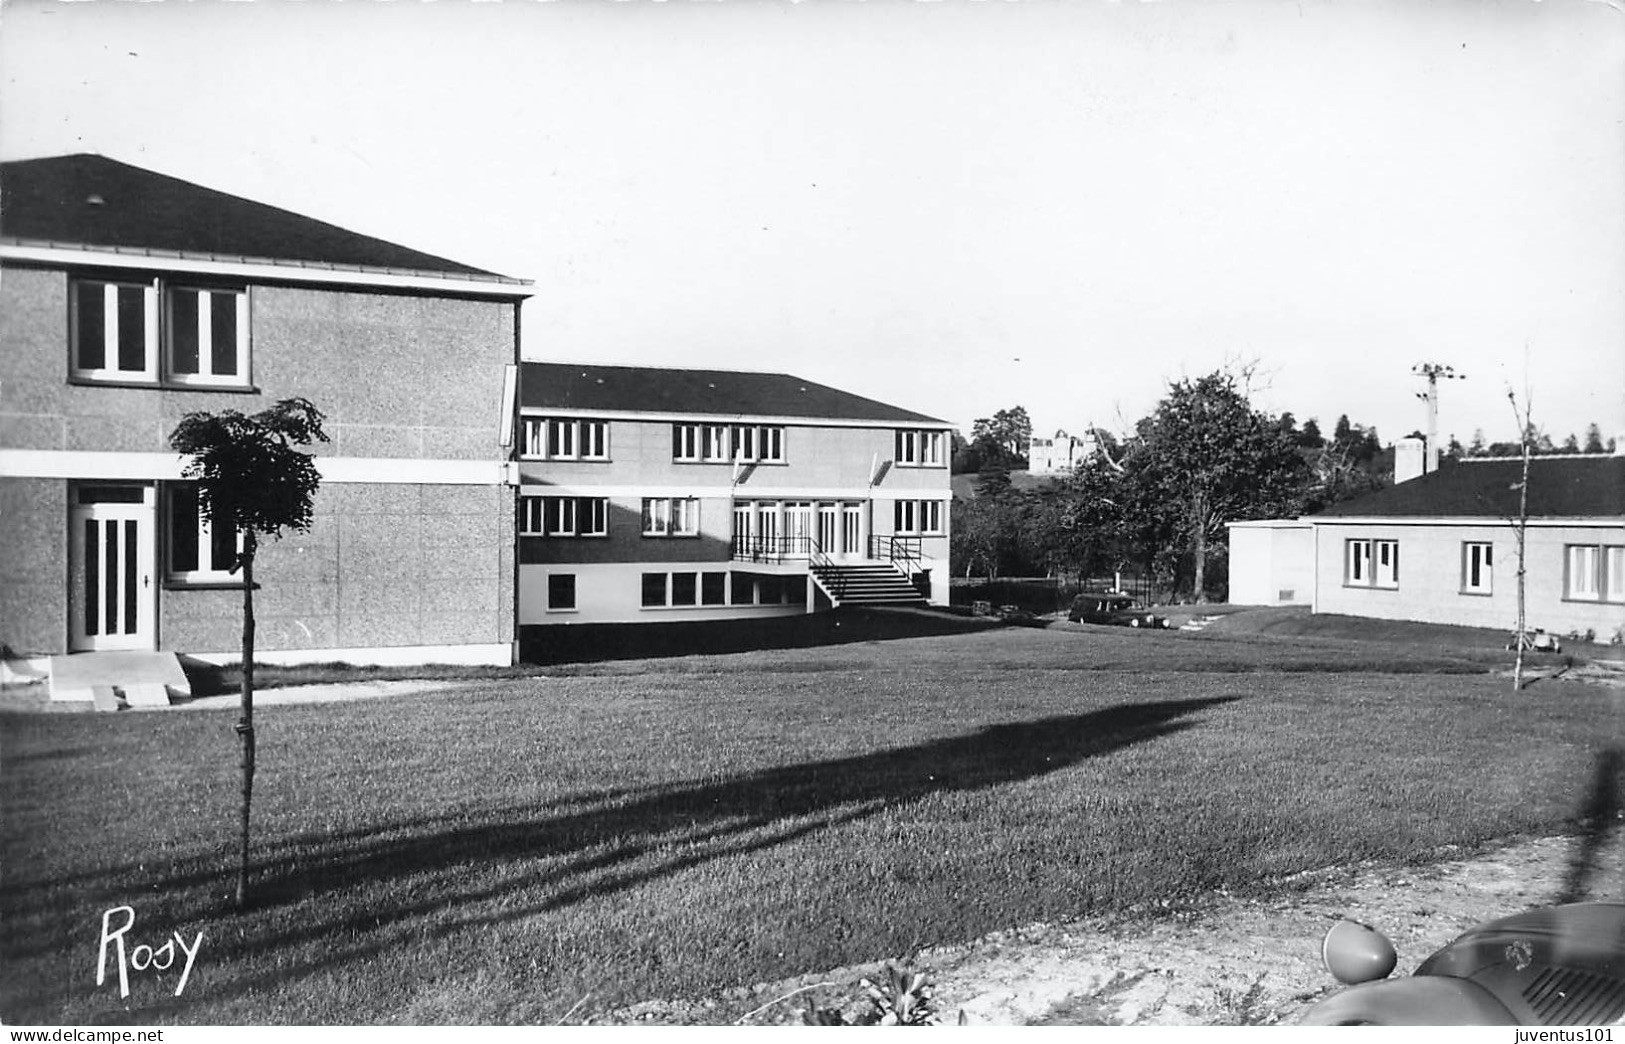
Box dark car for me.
[1067,592,1169,629]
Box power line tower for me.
[1413,362,1465,474]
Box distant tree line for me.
[950,376,1615,602]
[1448,422,1615,460]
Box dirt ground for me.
[601,831,1625,1026]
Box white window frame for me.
[71,276,254,387]
[1345,538,1398,589]
[892,499,945,536]
[1566,543,1624,603]
[70,277,159,383]
[522,496,607,538]
[702,424,731,462]
[164,483,243,584]
[521,418,609,461]
[673,424,701,462]
[896,429,945,467]
[1461,541,1493,595]
[758,426,785,464]
[643,497,700,537]
[163,284,250,388]
[732,425,759,463]
[546,573,577,612]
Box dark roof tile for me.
[1313,456,1625,519]
[0,153,515,280]
[520,363,947,424]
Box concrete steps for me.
[49,651,191,710]
[811,563,927,607]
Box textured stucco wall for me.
[0,478,67,654]
[1312,520,1625,634]
[1,263,519,659]
[162,482,514,654]
[0,267,515,460]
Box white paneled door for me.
[69,485,156,651]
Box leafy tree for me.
[1584,424,1607,454]
[169,398,329,907]
[970,406,1032,471]
[1298,417,1323,449]
[1127,371,1307,601]
[1468,428,1487,456]
[1560,433,1580,454]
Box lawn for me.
[1,618,1617,1024]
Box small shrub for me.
[801,962,940,1026]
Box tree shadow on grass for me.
[14,695,1237,1022]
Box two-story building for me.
[0,153,531,671]
[516,363,953,633]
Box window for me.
[547,574,576,611]
[642,497,699,537]
[673,424,700,462]
[520,496,607,537]
[165,285,248,386]
[1344,538,1398,589]
[896,429,945,467]
[641,572,668,608]
[674,423,784,463]
[521,418,609,461]
[893,499,944,535]
[1567,544,1625,603]
[165,484,242,583]
[702,425,730,462]
[71,277,249,387]
[758,426,785,464]
[671,572,698,606]
[701,572,726,605]
[1462,542,1493,595]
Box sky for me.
[2,0,1622,449]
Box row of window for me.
[1344,538,1624,603]
[72,277,251,388]
[518,416,951,468]
[521,496,948,538]
[543,571,809,611]
[520,496,702,538]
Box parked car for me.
[1067,592,1169,629]
[1301,903,1625,1025]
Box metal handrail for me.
[868,535,923,575]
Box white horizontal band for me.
[1,242,532,299]
[516,483,949,501]
[0,449,513,486]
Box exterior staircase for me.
[810,562,927,607]
[48,651,191,710]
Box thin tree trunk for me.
[1508,392,1531,692]
[235,531,257,908]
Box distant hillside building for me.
[1028,429,1096,476]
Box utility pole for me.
[1413,363,1465,474]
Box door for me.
[841,503,864,560]
[732,501,752,557]
[69,484,156,651]
[785,502,813,557]
[755,502,780,556]
[817,504,837,558]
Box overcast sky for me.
[3,0,1621,448]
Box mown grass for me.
[2,622,1619,1025]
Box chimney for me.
[1394,437,1427,483]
